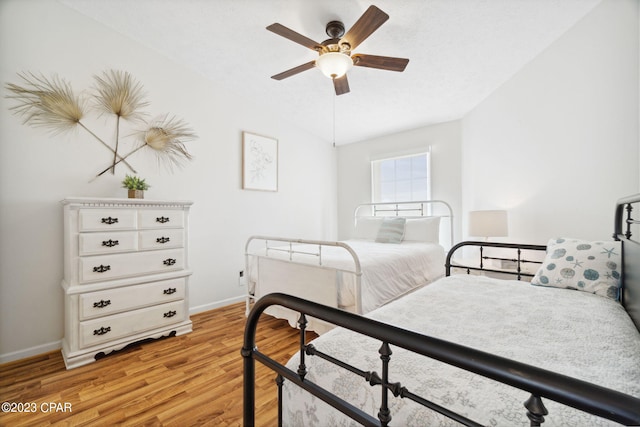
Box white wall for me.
[0,0,337,361]
[336,121,462,242]
[337,0,639,248]
[461,0,639,244]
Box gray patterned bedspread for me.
[283,275,640,426]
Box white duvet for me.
[282,275,640,426]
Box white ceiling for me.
[58,0,601,145]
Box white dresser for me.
[61,197,193,369]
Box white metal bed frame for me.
[244,200,454,320]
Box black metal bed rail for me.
[242,293,640,427]
[446,241,547,280]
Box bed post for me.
[241,303,259,427]
[297,313,308,379]
[378,342,392,426]
[276,374,284,427]
[524,394,548,426]
[241,344,255,426]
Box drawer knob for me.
[101,217,119,225]
[156,236,171,244]
[156,216,170,224]
[163,258,177,266]
[93,326,111,336]
[163,310,177,318]
[93,299,111,308]
[93,265,111,273]
[102,239,119,247]
[163,287,177,295]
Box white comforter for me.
[283,275,640,426]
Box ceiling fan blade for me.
[271,61,316,80]
[352,54,409,72]
[341,6,389,51]
[333,75,350,96]
[266,23,323,51]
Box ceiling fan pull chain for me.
[333,90,336,148]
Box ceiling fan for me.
[267,5,409,96]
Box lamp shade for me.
[468,210,508,238]
[316,52,353,79]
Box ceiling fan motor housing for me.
[322,21,349,53]
[325,20,345,39]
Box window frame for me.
[370,150,431,204]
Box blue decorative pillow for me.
[530,237,622,300]
[375,217,406,244]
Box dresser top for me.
[61,197,194,207]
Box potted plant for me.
[122,174,150,199]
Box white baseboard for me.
[0,340,62,365]
[1,297,246,365]
[189,295,245,315]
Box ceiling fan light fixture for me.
[316,52,353,79]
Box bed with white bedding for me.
[245,200,453,332]
[242,194,640,426]
[281,274,640,426]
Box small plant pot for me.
[128,189,144,199]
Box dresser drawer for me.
[138,210,185,229]
[139,229,184,250]
[78,231,138,256]
[79,300,185,348]
[79,278,186,320]
[78,209,137,231]
[79,249,185,283]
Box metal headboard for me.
[614,193,640,331]
[353,200,454,249]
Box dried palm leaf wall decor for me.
[5,70,196,180]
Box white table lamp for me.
[469,210,508,239]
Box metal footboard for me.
[242,293,640,426]
[244,236,363,317]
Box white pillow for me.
[403,217,441,243]
[353,217,383,240]
[530,237,622,300]
[375,217,406,243]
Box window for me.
[371,151,431,203]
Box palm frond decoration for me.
[5,72,85,134]
[143,114,196,168]
[5,72,138,173]
[93,69,149,174]
[93,69,148,121]
[93,114,196,179]
[6,70,197,181]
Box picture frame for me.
[242,131,278,191]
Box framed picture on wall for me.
[242,131,278,191]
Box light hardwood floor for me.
[0,302,316,426]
